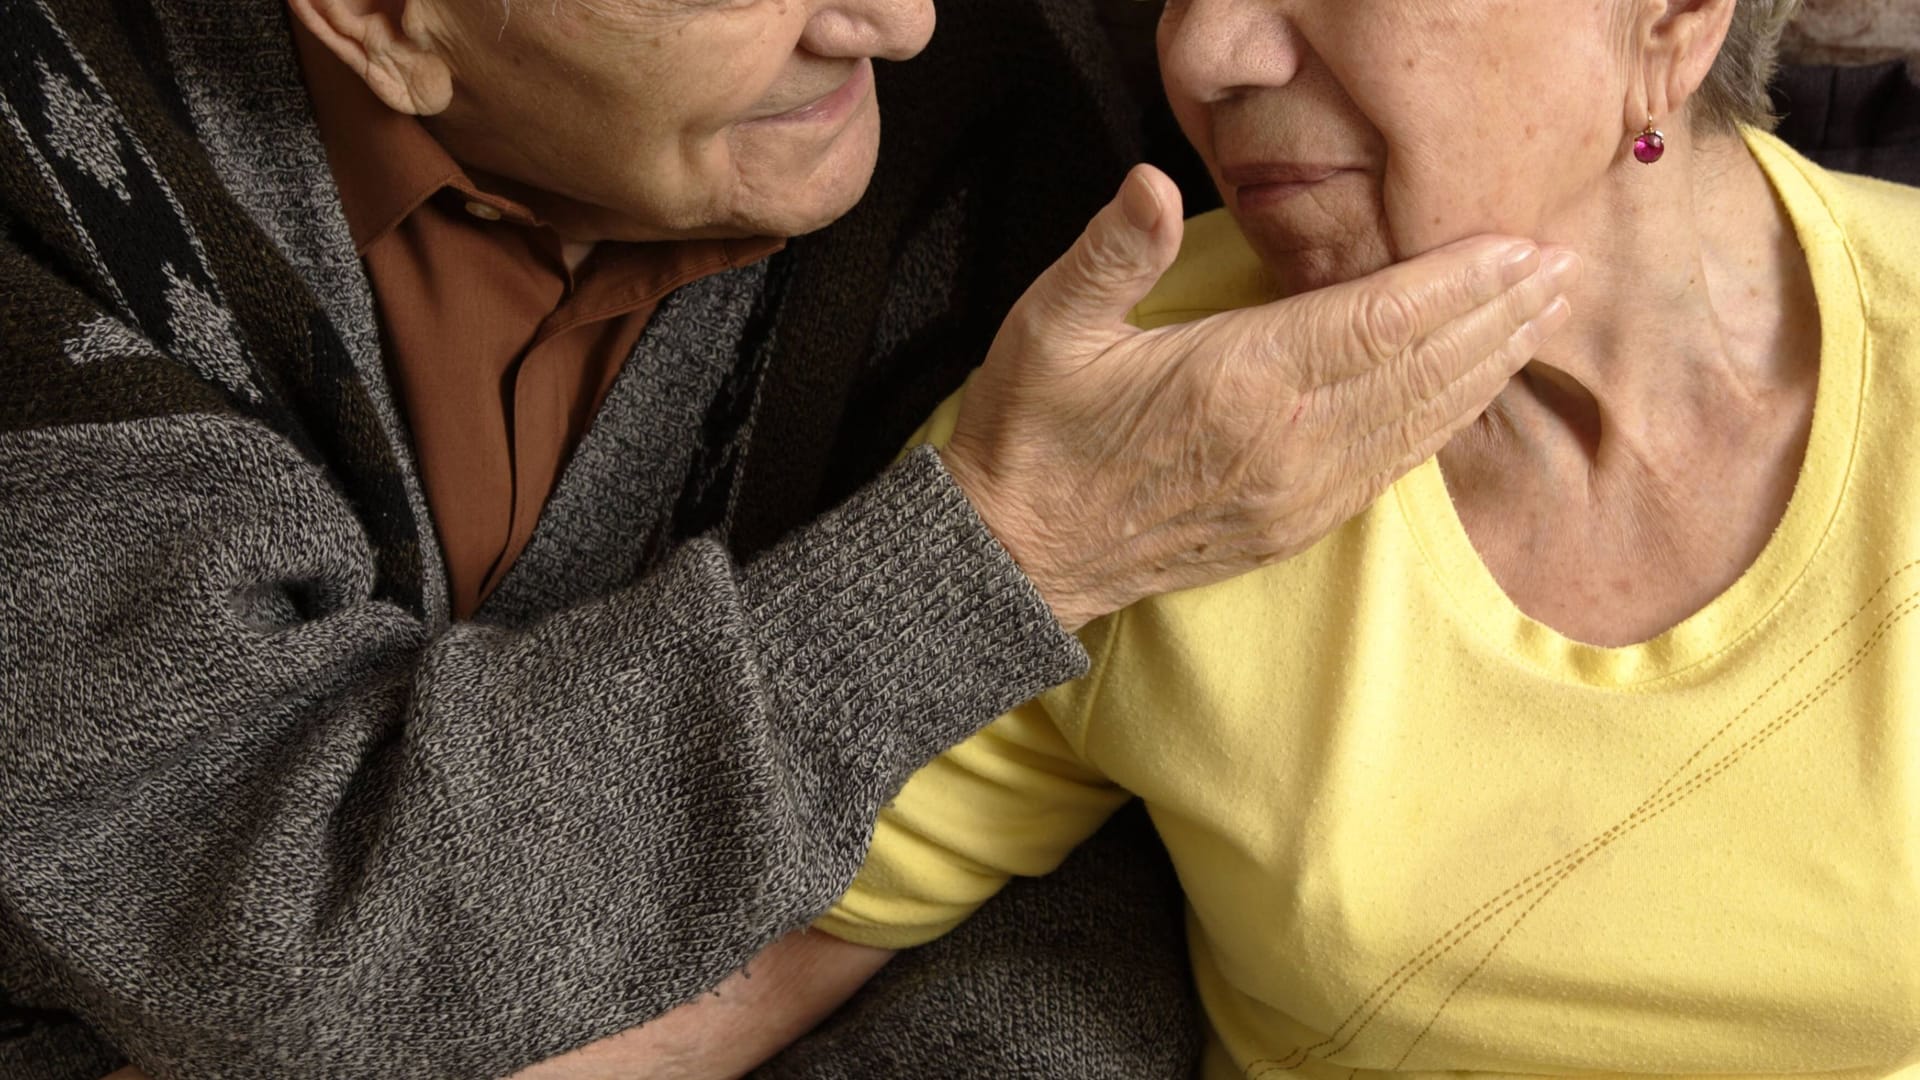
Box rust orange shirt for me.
[293,28,781,618]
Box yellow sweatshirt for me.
[818,131,1920,1080]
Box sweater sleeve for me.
[0,275,1087,1078]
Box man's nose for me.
[1158,0,1301,105]
[802,0,936,62]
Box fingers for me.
[1343,246,1581,418]
[1342,292,1574,484]
[1018,164,1187,340]
[1249,235,1550,386]
[1353,234,1548,358]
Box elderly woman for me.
[651,0,1920,1076]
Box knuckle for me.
[1074,226,1143,284]
[1403,341,1456,402]
[1355,289,1419,357]
[1464,253,1505,308]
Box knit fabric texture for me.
[0,0,1208,1075]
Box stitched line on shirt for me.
[1638,557,1920,804]
[1385,586,1920,1070]
[1243,562,1920,1078]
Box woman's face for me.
[1159,0,1635,294]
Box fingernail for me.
[1500,243,1540,286]
[1120,168,1161,233]
[1544,250,1583,290]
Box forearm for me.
[89,933,891,1080]
[0,411,1079,1077]
[510,932,893,1080]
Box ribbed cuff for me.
[743,445,1088,780]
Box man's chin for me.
[783,186,870,238]
[734,120,881,238]
[759,163,879,239]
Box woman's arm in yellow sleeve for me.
[815,685,1132,950]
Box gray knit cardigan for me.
[0,0,1201,1076]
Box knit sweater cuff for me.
[743,444,1088,778]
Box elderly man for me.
[0,0,1572,1077]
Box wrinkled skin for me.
[1156,0,1821,648]
[292,0,934,241]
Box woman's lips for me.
[1220,163,1357,211]
[744,60,873,127]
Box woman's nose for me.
[802,0,936,62]
[1158,0,1301,105]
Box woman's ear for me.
[1631,0,1737,125]
[286,0,454,116]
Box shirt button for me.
[464,200,503,222]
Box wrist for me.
[937,444,1099,633]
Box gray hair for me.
[1693,0,1805,132]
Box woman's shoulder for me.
[1129,209,1273,330]
[1812,156,1920,378]
[1826,169,1920,312]
[1806,163,1920,259]
[1751,128,1920,296]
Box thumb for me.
[1022,164,1186,339]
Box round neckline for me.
[1394,131,1869,690]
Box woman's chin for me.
[1253,243,1395,299]
[1227,187,1396,297]
[1233,226,1392,299]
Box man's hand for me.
[943,165,1580,631]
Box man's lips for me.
[1218,162,1359,210]
[743,59,872,126]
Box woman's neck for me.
[1434,129,1825,647]
[1456,130,1820,474]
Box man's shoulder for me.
[1129,208,1272,330]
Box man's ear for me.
[286,0,453,116]
[1632,0,1736,125]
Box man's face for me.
[412,0,935,241]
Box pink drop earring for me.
[1633,115,1666,164]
